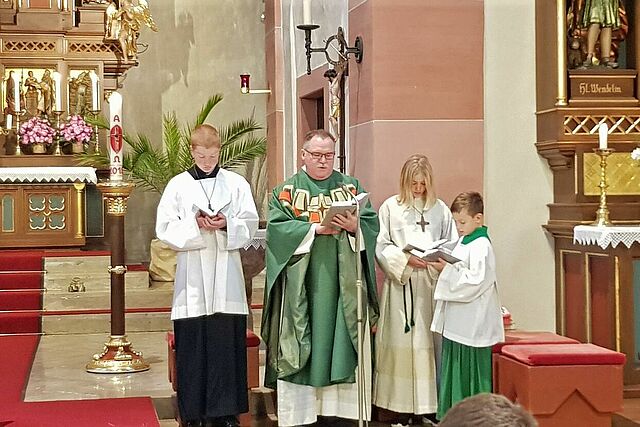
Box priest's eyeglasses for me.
[303,149,335,161]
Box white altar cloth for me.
[0,167,97,184]
[573,225,640,250]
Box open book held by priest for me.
[320,192,369,226]
[404,238,462,264]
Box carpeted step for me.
[0,311,41,334]
[0,251,44,272]
[0,290,43,311]
[0,272,43,290]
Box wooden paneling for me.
[563,250,587,342]
[589,253,614,349]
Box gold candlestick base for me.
[86,335,150,373]
[592,148,615,227]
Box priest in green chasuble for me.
[262,129,380,426]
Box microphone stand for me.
[342,185,367,427]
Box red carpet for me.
[0,251,44,334]
[0,335,160,427]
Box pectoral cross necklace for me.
[196,171,217,211]
[413,203,429,232]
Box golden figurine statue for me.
[105,0,158,62]
[24,71,40,118]
[38,70,55,116]
[68,71,93,116]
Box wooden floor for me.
[614,398,640,427]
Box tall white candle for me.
[303,0,312,24]
[6,114,12,130]
[598,123,608,150]
[89,71,99,111]
[52,71,62,111]
[108,92,124,181]
[12,73,20,112]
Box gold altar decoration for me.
[591,148,615,226]
[105,0,158,63]
[584,152,640,196]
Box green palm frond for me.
[219,135,267,170]
[194,94,224,128]
[219,118,262,146]
[75,93,266,194]
[84,114,110,130]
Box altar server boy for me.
[428,191,504,420]
[156,124,259,427]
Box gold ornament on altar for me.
[68,71,94,116]
[105,0,158,63]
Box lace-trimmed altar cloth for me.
[573,225,640,249]
[243,228,266,250]
[0,167,97,184]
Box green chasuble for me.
[261,170,379,389]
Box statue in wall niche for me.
[567,0,628,69]
[24,71,40,118]
[105,0,158,62]
[68,71,92,116]
[4,70,15,115]
[38,70,54,116]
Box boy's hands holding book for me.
[197,211,226,231]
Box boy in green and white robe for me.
[428,192,504,420]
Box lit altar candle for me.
[598,123,608,150]
[303,0,312,24]
[89,71,100,111]
[108,92,124,181]
[12,73,20,112]
[52,71,62,111]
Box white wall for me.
[484,1,556,331]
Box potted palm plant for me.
[79,93,267,281]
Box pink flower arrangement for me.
[18,117,56,146]
[59,115,93,144]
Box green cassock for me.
[261,170,379,389]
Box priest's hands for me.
[331,210,358,234]
[196,212,227,231]
[408,255,429,269]
[316,224,340,235]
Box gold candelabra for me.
[14,109,26,156]
[592,148,615,226]
[51,110,64,156]
[90,110,101,154]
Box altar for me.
[0,166,97,248]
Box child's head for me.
[450,191,484,237]
[190,124,221,173]
[398,154,435,207]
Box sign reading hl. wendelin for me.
[569,69,636,103]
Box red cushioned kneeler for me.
[167,330,260,427]
[498,343,625,427]
[491,331,579,393]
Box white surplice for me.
[373,196,457,415]
[155,169,259,320]
[431,234,504,348]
